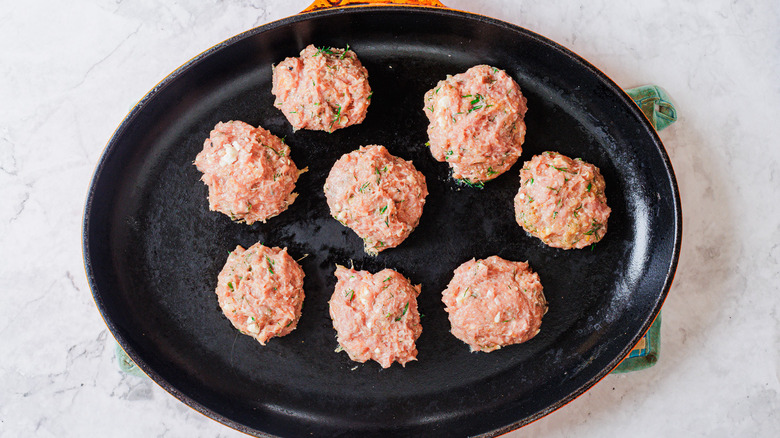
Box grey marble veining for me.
[1,0,778,436]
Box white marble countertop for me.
[2,0,778,436]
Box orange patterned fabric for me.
[302,0,446,13]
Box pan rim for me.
[82,5,682,437]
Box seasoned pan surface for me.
[83,7,681,437]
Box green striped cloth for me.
[613,84,676,373]
[115,85,676,376]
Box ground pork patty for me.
[324,145,428,255]
[329,265,422,368]
[514,151,611,249]
[194,120,300,224]
[215,243,305,345]
[442,256,546,352]
[423,64,528,184]
[272,44,372,133]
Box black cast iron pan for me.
[83,2,681,436]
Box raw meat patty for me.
[442,256,546,352]
[423,65,528,184]
[272,44,372,133]
[324,145,428,255]
[215,243,305,345]
[194,120,300,224]
[514,151,611,249]
[329,265,422,368]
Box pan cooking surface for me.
[84,7,680,437]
